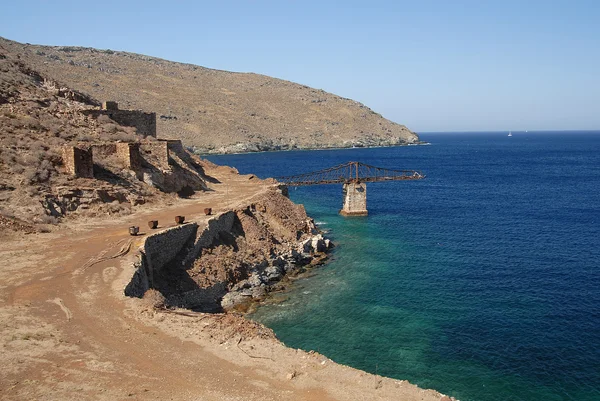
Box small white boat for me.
[508,131,513,137]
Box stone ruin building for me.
[62,146,94,178]
[63,101,183,179]
[63,140,186,179]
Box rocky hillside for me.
[0,37,419,154]
[0,46,212,229]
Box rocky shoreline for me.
[118,183,456,401]
[124,184,334,313]
[222,232,331,311]
[192,138,427,155]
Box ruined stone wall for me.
[62,146,93,178]
[42,186,131,216]
[144,223,199,278]
[124,222,198,298]
[102,101,118,111]
[108,110,156,138]
[116,142,142,171]
[84,142,142,172]
[140,142,170,170]
[182,212,236,265]
[162,139,184,154]
[90,143,117,159]
[82,108,157,138]
[124,213,236,298]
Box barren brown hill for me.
[0,37,419,154]
[0,45,215,227]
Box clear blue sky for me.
[2,0,599,132]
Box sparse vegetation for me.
[0,46,213,229]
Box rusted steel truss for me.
[275,161,425,186]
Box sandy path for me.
[0,170,449,401]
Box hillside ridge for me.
[0,37,419,153]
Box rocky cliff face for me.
[126,186,331,312]
[0,37,419,154]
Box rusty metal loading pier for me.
[276,161,425,216]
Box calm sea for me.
[206,131,600,401]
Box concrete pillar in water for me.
[340,182,368,216]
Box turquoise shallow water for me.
[207,132,600,401]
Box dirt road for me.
[0,170,448,401]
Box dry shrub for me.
[76,133,93,142]
[40,118,62,136]
[38,225,52,233]
[98,201,131,216]
[1,136,17,147]
[102,123,118,134]
[36,214,59,225]
[18,153,34,165]
[38,159,54,180]
[25,185,39,195]
[109,131,134,142]
[1,110,17,119]
[20,115,42,130]
[21,150,56,183]
[0,150,16,165]
[96,114,114,124]
[0,207,15,218]
[30,141,48,156]
[123,126,137,136]
[142,289,165,309]
[47,102,59,113]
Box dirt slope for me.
[0,37,419,153]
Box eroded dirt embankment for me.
[125,185,331,312]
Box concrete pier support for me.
[340,182,368,216]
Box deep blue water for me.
[206,132,600,401]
